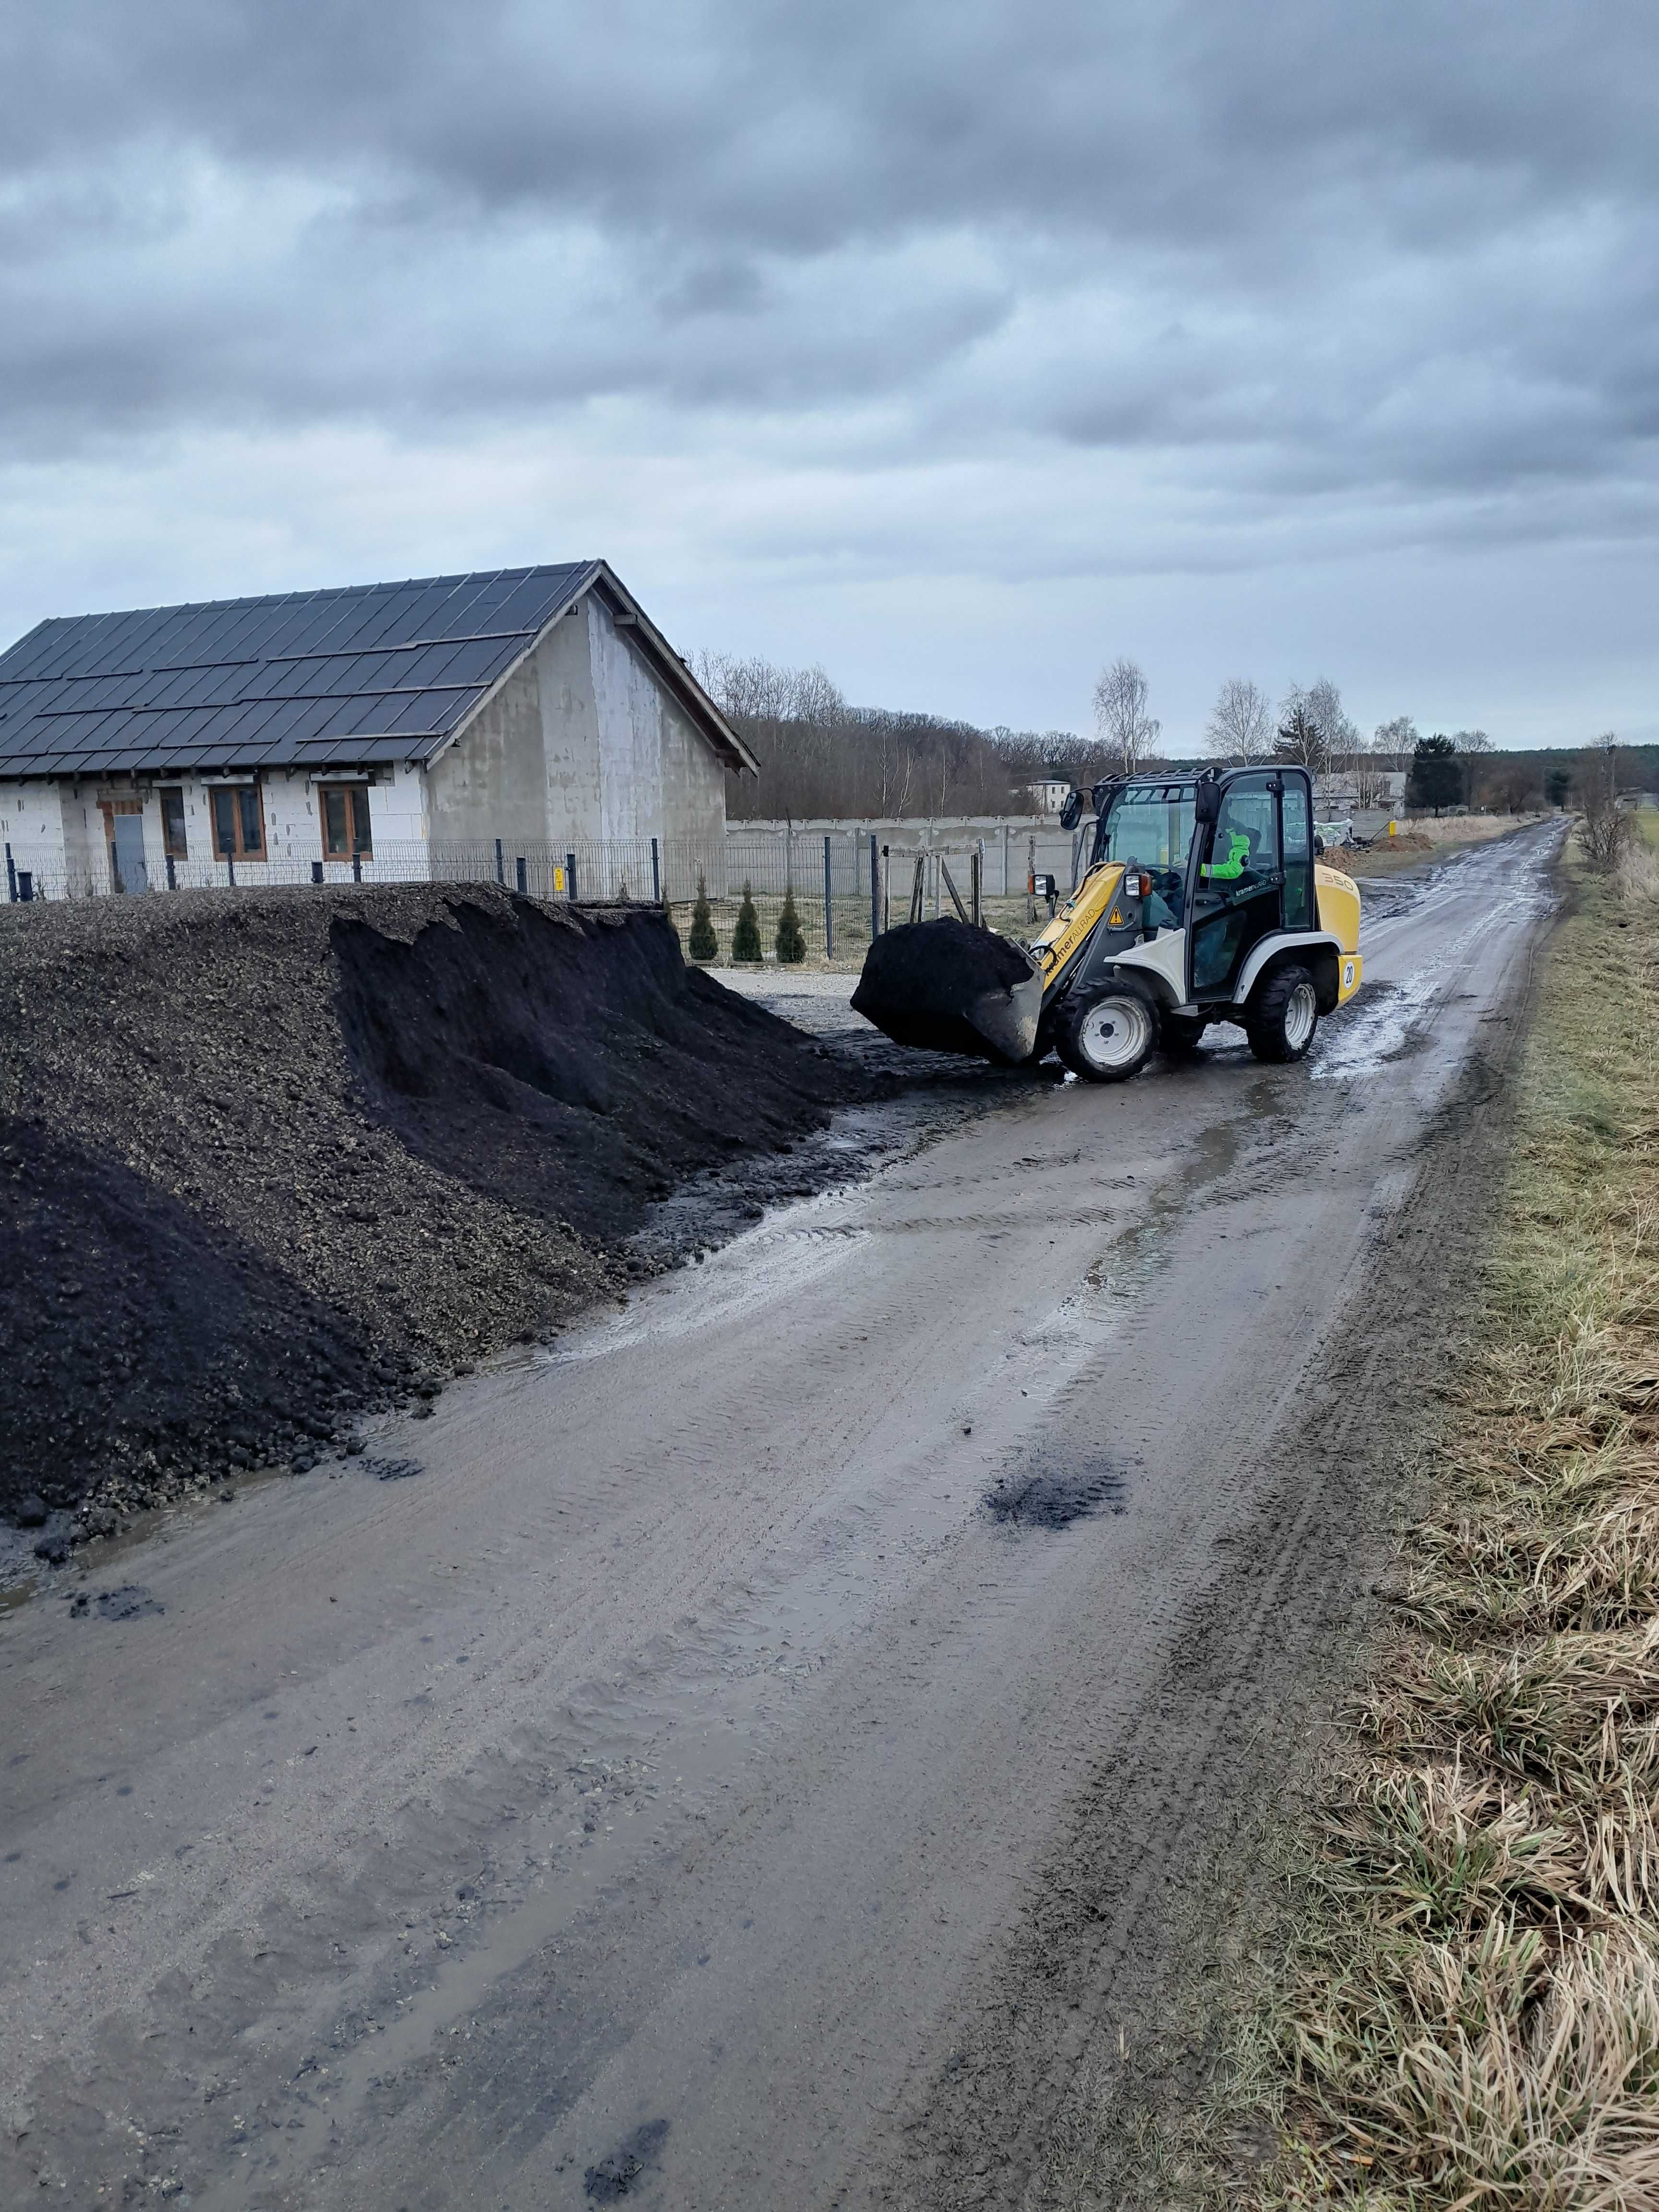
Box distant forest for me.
[693,650,1658,820]
[693,651,1100,820]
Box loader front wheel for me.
[1056,976,1159,1083]
[1246,963,1319,1063]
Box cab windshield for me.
[1098,784,1196,872]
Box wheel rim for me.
[1079,994,1153,1071]
[1285,980,1317,1050]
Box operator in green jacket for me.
[1202,827,1256,883]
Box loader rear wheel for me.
[1056,975,1159,1083]
[1246,963,1319,1063]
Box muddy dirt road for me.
[0,828,1562,2210]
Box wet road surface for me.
[0,826,1562,2209]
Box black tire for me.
[1245,963,1319,1063]
[1161,1013,1208,1060]
[1055,974,1161,1083]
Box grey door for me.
[111,813,148,894]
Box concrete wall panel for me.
[427,655,553,844]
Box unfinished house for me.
[0,563,754,900]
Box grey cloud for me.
[0,1,1657,564]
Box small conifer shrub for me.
[688,874,719,962]
[775,886,806,963]
[731,880,763,962]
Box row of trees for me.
[1198,677,1556,813]
[697,644,1635,822]
[1199,673,1402,800]
[694,650,1076,820]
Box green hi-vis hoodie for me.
[1202,830,1252,881]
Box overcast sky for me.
[2,0,1654,748]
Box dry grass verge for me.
[1171,842,1659,2209]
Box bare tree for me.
[1274,685,1330,773]
[1580,732,1631,868]
[1093,658,1160,776]
[1452,728,1493,809]
[1305,677,1360,772]
[1203,678,1272,764]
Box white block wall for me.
[1,763,434,897]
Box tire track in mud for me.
[864,927,1545,2212]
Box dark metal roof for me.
[0,564,598,779]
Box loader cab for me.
[1089,766,1317,1004]
[1187,769,1315,1001]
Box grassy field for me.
[1147,831,1659,2207]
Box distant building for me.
[1313,770,1407,812]
[1026,768,1073,815]
[0,563,754,899]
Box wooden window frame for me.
[208,782,266,861]
[159,786,188,860]
[317,781,373,861]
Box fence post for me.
[514,855,526,894]
[3,842,14,902]
[971,846,982,926]
[166,854,177,891]
[869,833,880,941]
[822,835,833,958]
[1002,823,1010,898]
[353,851,362,884]
[494,837,504,885]
[566,851,577,902]
[311,861,323,885]
[227,854,235,890]
[651,836,661,904]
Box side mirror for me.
[1194,780,1221,827]
[1314,835,1325,857]
[1059,790,1082,831]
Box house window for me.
[160,787,188,859]
[209,784,265,860]
[318,783,373,859]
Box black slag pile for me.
[0,886,877,1535]
[333,897,869,1243]
[851,917,1036,1058]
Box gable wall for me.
[427,595,729,850]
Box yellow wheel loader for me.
[852,765,1362,1082]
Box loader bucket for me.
[851,918,1045,1064]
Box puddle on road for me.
[1313,974,1440,1080]
[1058,1115,1243,1342]
[1317,829,1563,1083]
[554,1190,874,1363]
